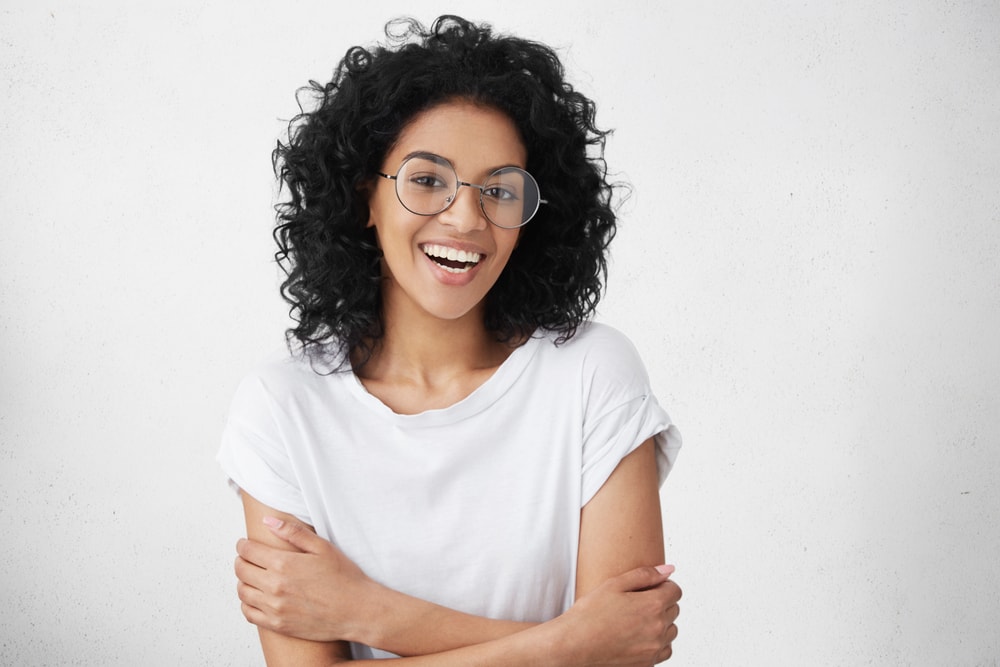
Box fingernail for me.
[655,564,675,575]
[262,516,284,529]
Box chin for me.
[418,293,488,323]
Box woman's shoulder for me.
[232,349,351,408]
[533,322,650,382]
[536,321,642,360]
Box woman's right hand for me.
[235,514,374,643]
[554,565,681,666]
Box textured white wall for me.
[1,1,998,665]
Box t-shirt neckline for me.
[344,334,544,427]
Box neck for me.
[356,288,506,389]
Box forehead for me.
[386,100,527,173]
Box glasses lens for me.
[395,155,457,216]
[481,168,541,228]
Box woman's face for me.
[367,99,525,325]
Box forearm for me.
[237,438,679,663]
[350,616,573,667]
[253,556,676,666]
[350,565,678,667]
[235,511,536,653]
[354,578,537,656]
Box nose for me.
[437,183,488,232]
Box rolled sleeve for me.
[580,393,680,506]
[217,375,311,524]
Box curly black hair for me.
[273,15,619,368]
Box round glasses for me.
[377,153,546,229]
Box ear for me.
[357,179,376,228]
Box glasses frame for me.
[376,153,547,229]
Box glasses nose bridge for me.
[443,179,484,211]
[439,179,487,229]
[450,179,483,202]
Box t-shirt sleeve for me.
[579,328,682,506]
[216,373,312,524]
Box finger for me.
[666,622,678,644]
[240,600,276,631]
[665,602,680,625]
[238,580,290,635]
[262,516,322,554]
[655,623,678,662]
[649,578,682,605]
[612,564,674,592]
[665,579,682,603]
[656,563,676,578]
[234,554,269,590]
[237,579,269,612]
[236,536,282,569]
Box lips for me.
[420,243,484,274]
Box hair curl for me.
[273,15,619,368]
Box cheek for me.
[366,182,399,227]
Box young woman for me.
[219,16,682,665]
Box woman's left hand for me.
[234,516,373,643]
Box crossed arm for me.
[234,439,681,665]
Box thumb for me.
[262,516,323,554]
[612,564,675,592]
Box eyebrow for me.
[398,150,525,175]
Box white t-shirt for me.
[218,322,681,659]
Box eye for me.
[482,185,520,202]
[409,173,449,189]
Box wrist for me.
[535,613,585,667]
[348,576,389,647]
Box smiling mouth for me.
[421,244,484,274]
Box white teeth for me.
[421,244,482,264]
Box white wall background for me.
[2,1,998,664]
